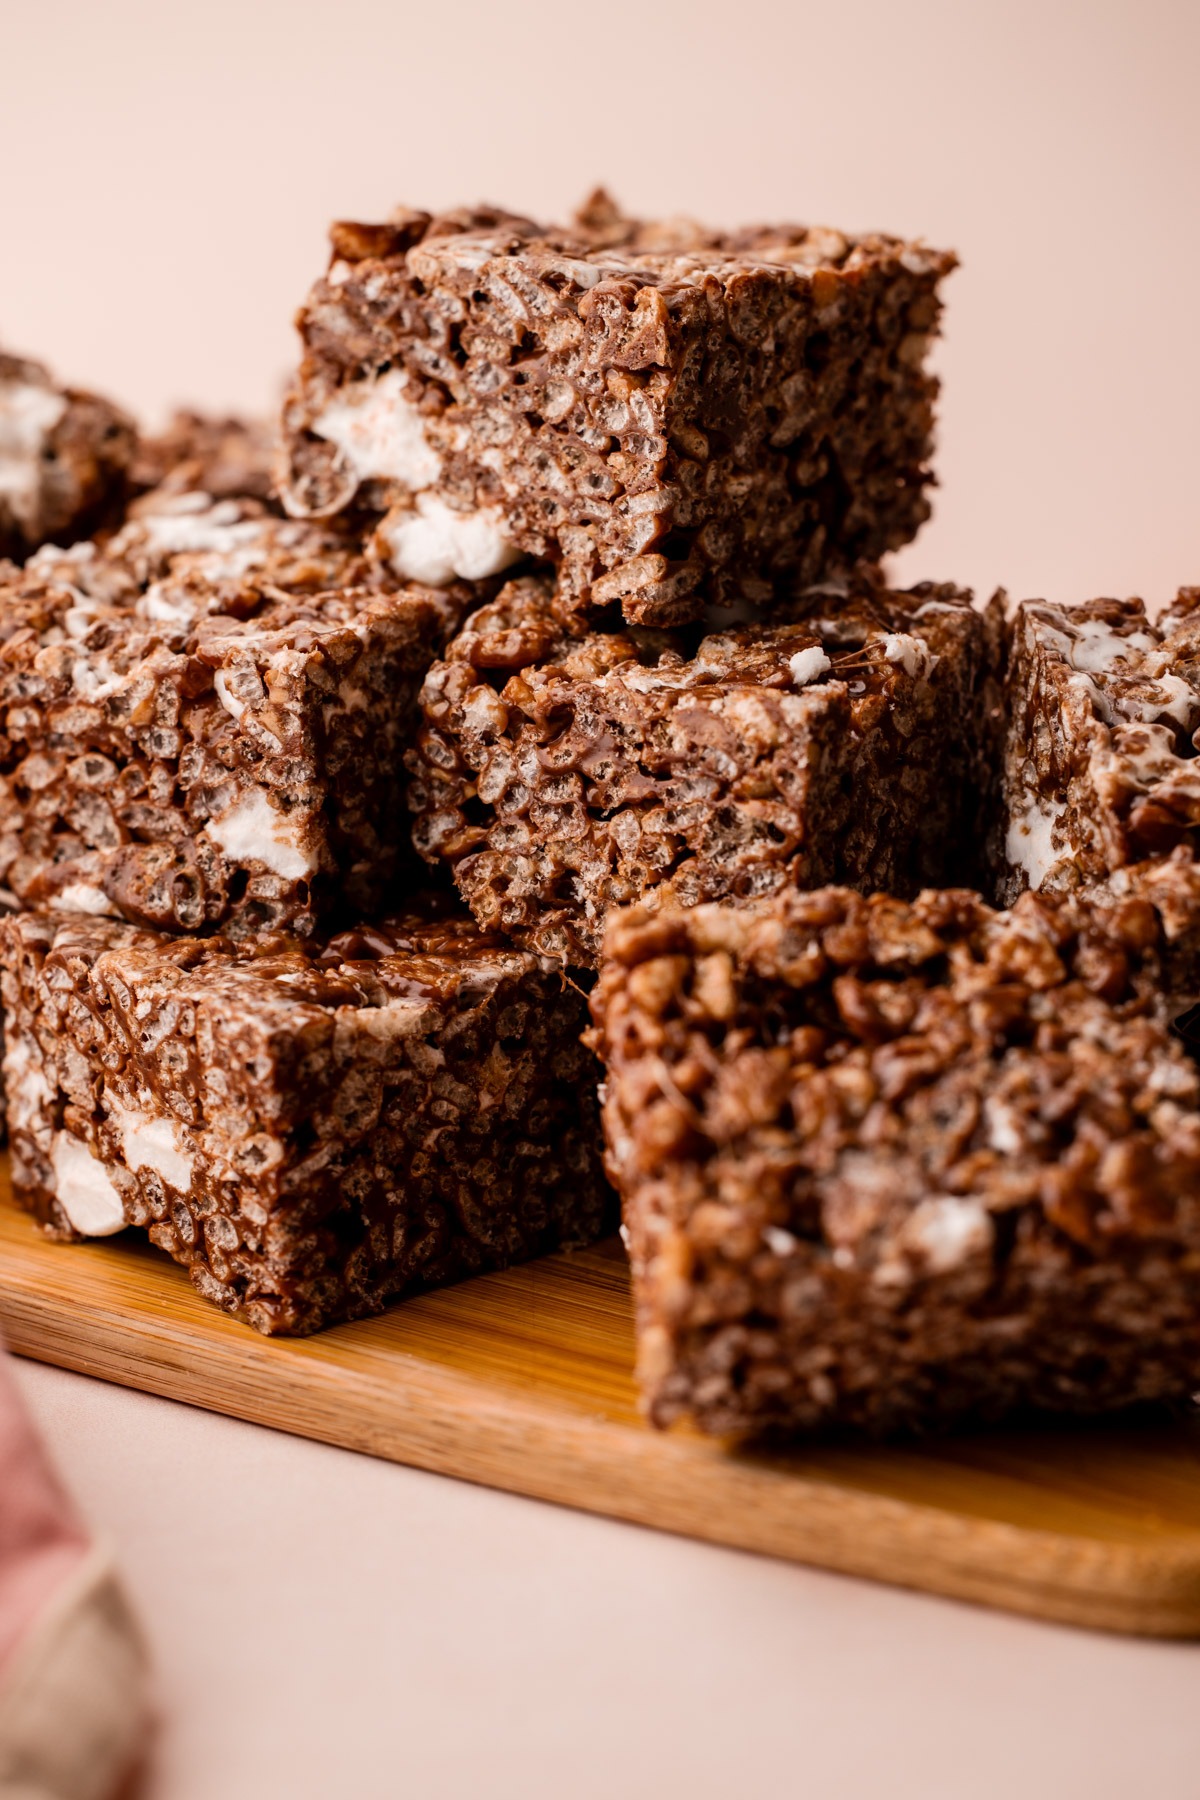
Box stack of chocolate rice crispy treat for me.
[5,191,1200,1433]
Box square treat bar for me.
[279,192,955,625]
[589,886,1200,1436]
[2,905,610,1333]
[0,488,477,936]
[997,592,1200,894]
[408,570,998,967]
[1,352,137,562]
[995,592,1200,980]
[129,410,278,505]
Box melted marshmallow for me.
[71,656,122,702]
[58,881,114,916]
[31,539,97,567]
[62,596,109,639]
[787,646,831,686]
[880,632,938,678]
[1045,614,1200,730]
[312,369,443,490]
[205,788,317,880]
[1108,722,1182,786]
[1118,673,1200,730]
[107,1098,194,1192]
[213,669,246,719]
[140,500,271,577]
[1068,617,1156,672]
[905,1196,993,1272]
[0,381,66,530]
[137,584,197,627]
[2,1034,53,1123]
[383,493,521,586]
[983,1096,1025,1155]
[1005,792,1066,889]
[1069,669,1114,724]
[335,675,371,711]
[545,257,606,291]
[50,1132,126,1236]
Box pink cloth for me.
[0,1350,90,1679]
[0,1342,151,1798]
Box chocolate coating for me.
[590,884,1200,1437]
[408,569,998,966]
[3,903,611,1333]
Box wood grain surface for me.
[3,1176,1200,1638]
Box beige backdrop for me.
[2,0,1198,612]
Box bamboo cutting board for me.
[3,1178,1200,1639]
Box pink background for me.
[4,2,1200,1794]
[3,0,1199,612]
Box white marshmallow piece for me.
[787,646,831,687]
[213,669,246,720]
[139,499,271,578]
[880,632,938,679]
[205,788,318,881]
[1005,793,1066,889]
[904,1195,993,1273]
[2,1034,53,1123]
[1068,617,1156,673]
[383,493,522,587]
[312,369,443,490]
[50,1132,127,1236]
[57,882,115,916]
[137,583,198,628]
[107,1099,194,1193]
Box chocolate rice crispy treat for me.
[0,490,476,936]
[588,885,1200,1437]
[995,591,1200,983]
[996,592,1200,896]
[2,905,610,1333]
[278,192,955,625]
[408,569,997,967]
[0,352,137,562]
[129,410,278,506]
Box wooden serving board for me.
[4,1177,1200,1639]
